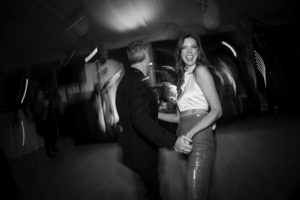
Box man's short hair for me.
[127,40,149,64]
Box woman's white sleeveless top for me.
[177,66,209,112]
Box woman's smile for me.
[181,37,198,67]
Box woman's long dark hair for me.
[174,33,209,96]
[174,33,238,102]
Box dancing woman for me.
[159,33,222,200]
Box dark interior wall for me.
[265,24,300,113]
[0,69,27,111]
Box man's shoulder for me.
[124,68,144,82]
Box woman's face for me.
[181,37,199,68]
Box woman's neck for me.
[184,64,196,73]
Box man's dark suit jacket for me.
[116,67,177,169]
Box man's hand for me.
[174,135,193,154]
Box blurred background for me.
[0,0,299,200]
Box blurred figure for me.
[159,33,222,200]
[90,44,125,139]
[116,39,193,200]
[33,88,58,158]
[88,82,104,134]
[11,105,42,157]
[97,59,124,136]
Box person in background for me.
[158,33,222,200]
[116,39,193,200]
[33,88,59,158]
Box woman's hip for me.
[177,109,208,135]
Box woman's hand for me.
[174,135,193,154]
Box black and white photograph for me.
[0,0,299,200]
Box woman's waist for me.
[177,101,208,113]
[180,109,208,117]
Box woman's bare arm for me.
[186,65,222,139]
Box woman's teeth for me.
[186,55,194,60]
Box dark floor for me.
[3,113,300,200]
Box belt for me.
[180,109,207,117]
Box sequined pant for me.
[177,111,215,200]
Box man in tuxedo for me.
[116,40,192,200]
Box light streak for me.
[20,120,25,146]
[221,41,237,57]
[161,66,175,71]
[63,50,76,66]
[85,47,98,63]
[21,78,28,104]
[219,60,237,95]
[66,16,85,31]
[142,76,150,81]
[254,50,267,87]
